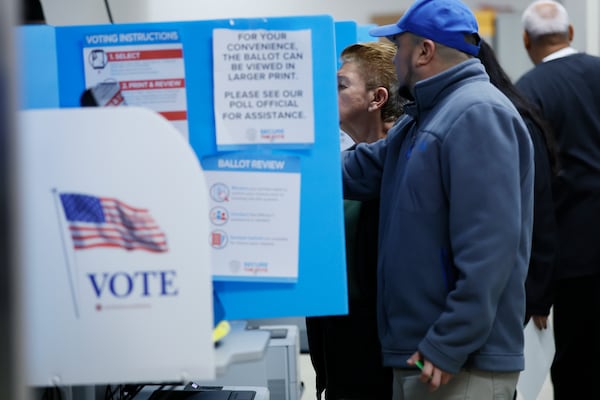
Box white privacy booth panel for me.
[17,107,215,386]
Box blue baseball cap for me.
[369,0,481,56]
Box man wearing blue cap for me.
[342,0,534,398]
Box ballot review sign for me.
[202,154,301,282]
[213,29,315,148]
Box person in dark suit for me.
[516,2,600,399]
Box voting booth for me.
[19,14,348,319]
[16,14,372,398]
[17,107,216,385]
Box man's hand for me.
[532,315,549,329]
[407,351,454,391]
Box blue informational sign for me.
[18,16,348,320]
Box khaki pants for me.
[392,368,519,400]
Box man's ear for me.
[568,24,574,42]
[368,87,389,112]
[523,31,531,51]
[417,39,435,65]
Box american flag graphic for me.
[59,193,168,253]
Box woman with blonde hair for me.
[306,41,405,400]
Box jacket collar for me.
[403,58,487,121]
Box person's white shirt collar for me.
[542,46,578,63]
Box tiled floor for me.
[298,353,554,400]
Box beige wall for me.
[41,1,596,55]
[108,0,560,25]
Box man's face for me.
[391,33,417,100]
[337,61,372,138]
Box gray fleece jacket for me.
[342,59,533,374]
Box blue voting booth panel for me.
[17,26,61,109]
[19,16,348,320]
[334,21,358,68]
[357,24,378,43]
[334,21,378,68]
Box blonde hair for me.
[522,0,570,40]
[340,41,402,123]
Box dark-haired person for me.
[477,39,558,331]
[306,41,404,400]
[477,38,559,400]
[343,0,534,398]
[516,1,600,398]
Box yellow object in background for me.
[475,9,496,40]
[213,320,231,343]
